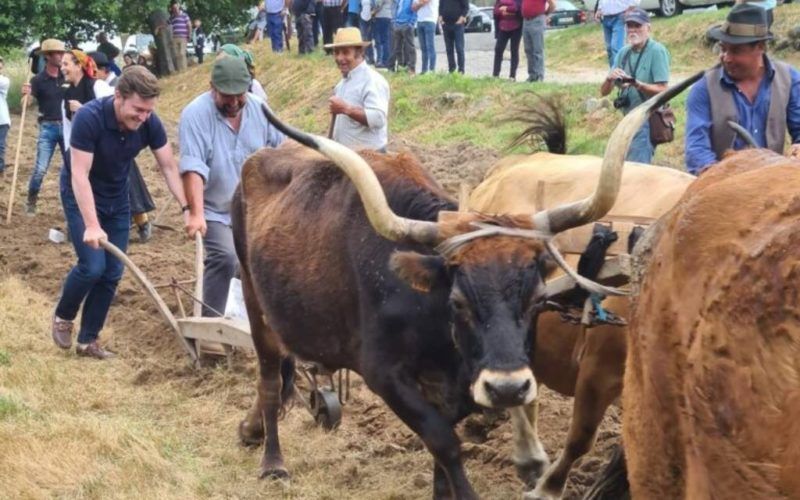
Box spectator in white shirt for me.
[326,28,390,151]
[594,0,640,67]
[0,56,10,177]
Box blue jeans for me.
[28,121,65,197]
[0,124,9,174]
[373,17,392,66]
[417,21,436,73]
[602,14,626,68]
[267,13,285,52]
[360,18,375,65]
[626,120,654,164]
[442,23,465,73]
[56,170,130,344]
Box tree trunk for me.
[147,9,176,77]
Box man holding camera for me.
[600,8,669,164]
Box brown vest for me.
[705,57,792,159]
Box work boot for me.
[138,221,152,243]
[51,315,74,349]
[76,341,116,360]
[25,193,37,216]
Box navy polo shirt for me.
[67,96,167,209]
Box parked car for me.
[547,0,587,28]
[123,33,155,57]
[584,0,735,18]
[466,3,493,32]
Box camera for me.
[614,76,636,87]
[613,95,630,109]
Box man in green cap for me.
[179,55,285,317]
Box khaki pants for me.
[172,38,188,71]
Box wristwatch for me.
[181,204,191,213]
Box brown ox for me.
[469,133,694,498]
[621,148,800,499]
[231,77,696,498]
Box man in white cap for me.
[179,55,285,317]
[326,27,390,152]
[599,7,669,164]
[21,38,67,214]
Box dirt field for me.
[0,64,621,499]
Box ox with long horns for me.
[231,75,698,498]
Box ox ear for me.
[389,251,448,293]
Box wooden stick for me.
[5,62,33,224]
[194,232,204,317]
[327,114,336,139]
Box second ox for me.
[467,99,695,500]
[230,77,696,498]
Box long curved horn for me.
[261,104,441,245]
[727,120,758,148]
[532,71,704,235]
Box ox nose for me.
[484,378,531,407]
[472,368,537,408]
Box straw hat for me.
[324,27,372,49]
[40,39,66,53]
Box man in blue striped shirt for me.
[685,4,800,175]
[169,1,192,71]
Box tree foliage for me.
[0,0,255,50]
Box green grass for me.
[0,394,23,420]
[0,349,9,367]
[546,4,800,74]
[386,71,609,153]
[0,51,29,113]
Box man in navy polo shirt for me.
[51,66,205,359]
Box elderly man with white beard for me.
[599,8,670,164]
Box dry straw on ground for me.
[0,45,620,499]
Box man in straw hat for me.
[20,38,66,215]
[326,27,389,152]
[179,55,285,318]
[685,3,800,175]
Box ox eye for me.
[450,296,469,314]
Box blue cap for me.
[624,8,650,25]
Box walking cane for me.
[5,61,32,224]
[327,114,336,139]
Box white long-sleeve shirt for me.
[333,61,390,151]
[0,75,10,126]
[598,0,640,16]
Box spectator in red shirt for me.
[520,0,555,82]
[493,0,522,80]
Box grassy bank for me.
[546,3,800,74]
[0,49,28,113]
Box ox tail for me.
[505,92,567,155]
[582,443,630,500]
[280,355,296,405]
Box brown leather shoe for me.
[51,315,74,349]
[76,341,116,360]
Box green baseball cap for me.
[211,55,251,95]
